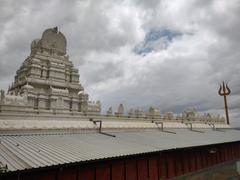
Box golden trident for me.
[218,81,231,124]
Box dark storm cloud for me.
[0,0,240,126]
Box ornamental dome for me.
[40,27,67,55]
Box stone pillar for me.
[49,96,57,111]
[27,95,35,108]
[38,95,48,109]
[34,94,39,109]
[71,98,79,112]
[56,96,65,110]
[79,94,88,113]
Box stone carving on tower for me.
[1,27,100,114]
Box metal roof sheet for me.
[0,128,240,172]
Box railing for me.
[89,118,116,137]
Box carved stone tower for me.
[7,27,92,113]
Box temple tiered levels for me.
[1,27,100,115]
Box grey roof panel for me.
[0,128,240,172]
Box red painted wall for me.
[2,142,240,180]
[78,166,95,180]
[148,158,158,180]
[125,159,137,180]
[111,161,125,180]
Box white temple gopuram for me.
[1,27,100,115]
[0,27,227,130]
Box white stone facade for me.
[0,27,99,114]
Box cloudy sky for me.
[0,0,240,126]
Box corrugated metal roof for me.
[0,128,240,172]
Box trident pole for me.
[218,81,231,125]
[223,92,229,124]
